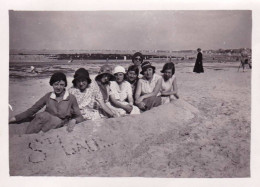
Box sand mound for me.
[9,97,249,177]
[10,99,199,176]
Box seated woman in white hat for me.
[106,65,140,117]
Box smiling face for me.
[114,72,125,84]
[52,80,66,96]
[163,69,173,81]
[143,68,154,80]
[127,70,138,82]
[76,79,88,92]
[133,56,142,66]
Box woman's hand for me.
[66,119,76,132]
[124,104,133,114]
[174,94,179,99]
[136,102,146,110]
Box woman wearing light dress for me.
[160,62,179,104]
[135,61,162,111]
[107,65,140,116]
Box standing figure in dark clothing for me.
[193,48,204,73]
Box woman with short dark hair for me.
[160,62,179,104]
[9,72,84,134]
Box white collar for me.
[50,90,70,100]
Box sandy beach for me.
[8,61,251,177]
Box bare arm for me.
[140,77,162,100]
[109,95,133,113]
[71,95,84,123]
[161,77,179,98]
[97,99,117,117]
[127,84,134,106]
[135,80,143,104]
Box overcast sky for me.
[9,10,252,51]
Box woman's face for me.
[143,68,154,80]
[127,70,138,82]
[133,56,142,66]
[114,72,125,84]
[52,80,66,95]
[101,74,110,84]
[163,69,173,81]
[76,79,88,92]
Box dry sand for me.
[8,62,251,177]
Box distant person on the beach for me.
[126,65,139,101]
[135,61,162,111]
[30,66,38,74]
[95,65,119,117]
[9,72,84,134]
[106,66,140,116]
[193,48,204,73]
[160,62,179,104]
[238,50,251,72]
[69,68,116,120]
[132,52,144,77]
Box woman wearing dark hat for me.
[193,48,204,73]
[135,61,162,111]
[9,72,84,134]
[160,62,179,104]
[69,68,117,120]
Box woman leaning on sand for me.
[135,61,162,111]
[9,72,84,134]
[160,62,179,104]
[68,68,117,120]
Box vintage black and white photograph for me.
[7,10,252,178]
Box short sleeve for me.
[93,83,103,101]
[125,82,133,96]
[109,81,118,96]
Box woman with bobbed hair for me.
[69,68,116,120]
[160,62,179,104]
[9,72,84,134]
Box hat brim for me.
[140,66,155,75]
[95,73,115,81]
[72,75,92,85]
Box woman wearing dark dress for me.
[193,48,204,73]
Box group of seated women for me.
[9,52,179,134]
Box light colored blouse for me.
[161,75,176,92]
[139,73,162,95]
[161,75,177,104]
[109,81,133,102]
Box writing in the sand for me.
[28,135,116,163]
